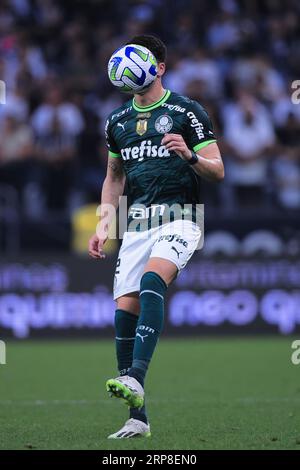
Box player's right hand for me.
[88,233,107,259]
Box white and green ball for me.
[108,44,158,93]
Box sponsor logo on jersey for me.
[129,204,166,219]
[187,111,204,140]
[136,112,151,119]
[162,103,186,113]
[155,114,173,133]
[120,140,171,161]
[104,119,110,147]
[111,106,132,120]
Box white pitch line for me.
[0,398,187,406]
[0,397,299,406]
[0,399,106,406]
[237,397,300,404]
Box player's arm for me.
[88,156,125,259]
[192,141,224,181]
[162,135,224,181]
[162,101,224,181]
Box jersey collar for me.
[132,89,171,112]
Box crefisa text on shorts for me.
[102,453,197,466]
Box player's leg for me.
[126,258,176,387]
[106,231,152,437]
[117,294,140,314]
[115,293,139,377]
[107,292,150,438]
[143,258,178,284]
[127,219,201,389]
[113,293,148,425]
[106,221,200,436]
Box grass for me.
[0,338,300,450]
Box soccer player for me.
[88,35,224,438]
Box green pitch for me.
[0,338,299,450]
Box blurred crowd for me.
[0,0,300,219]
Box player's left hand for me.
[161,133,192,160]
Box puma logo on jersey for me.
[136,333,148,342]
[171,246,183,258]
[117,121,127,131]
[121,140,171,161]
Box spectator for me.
[273,112,300,210]
[31,85,84,136]
[223,91,275,208]
[231,55,285,104]
[0,112,33,196]
[0,0,298,218]
[165,49,223,99]
[31,85,84,211]
[206,10,240,53]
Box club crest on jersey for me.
[155,114,173,134]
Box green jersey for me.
[105,89,216,223]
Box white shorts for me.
[113,219,201,300]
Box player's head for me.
[127,34,167,79]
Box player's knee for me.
[144,258,178,285]
[140,271,167,297]
[116,295,140,316]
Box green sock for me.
[115,309,137,376]
[128,272,167,387]
[114,309,148,424]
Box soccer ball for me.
[108,44,158,93]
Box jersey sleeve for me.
[105,117,120,158]
[184,100,216,153]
